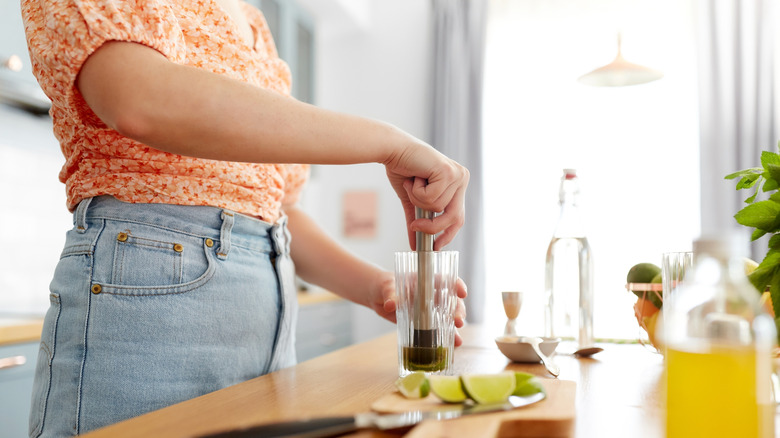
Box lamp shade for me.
[578,34,663,87]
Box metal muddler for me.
[413,207,437,350]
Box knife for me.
[197,393,546,438]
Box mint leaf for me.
[766,164,780,188]
[736,174,760,190]
[770,269,780,324]
[761,150,780,169]
[752,228,768,241]
[725,167,763,180]
[749,249,780,291]
[769,234,780,249]
[734,200,780,230]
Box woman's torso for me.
[21,0,309,223]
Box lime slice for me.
[460,372,516,404]
[395,372,430,399]
[428,375,468,403]
[512,371,546,397]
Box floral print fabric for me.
[21,0,309,223]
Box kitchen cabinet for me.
[0,318,43,438]
[0,0,50,112]
[295,294,353,362]
[0,341,38,438]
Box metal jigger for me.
[412,207,437,355]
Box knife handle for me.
[197,416,357,438]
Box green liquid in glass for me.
[403,346,449,372]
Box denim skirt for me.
[28,196,298,437]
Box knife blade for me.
[196,393,546,438]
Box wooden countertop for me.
[82,325,668,438]
[297,288,343,306]
[0,317,43,346]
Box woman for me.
[21,0,469,436]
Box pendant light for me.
[578,33,662,87]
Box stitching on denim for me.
[98,240,216,297]
[84,214,272,252]
[113,233,187,285]
[29,293,61,437]
[76,219,105,434]
[113,238,124,284]
[85,215,223,240]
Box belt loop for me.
[74,197,93,234]
[270,215,290,256]
[217,211,234,260]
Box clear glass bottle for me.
[544,169,594,351]
[663,233,776,438]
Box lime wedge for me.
[460,372,516,404]
[395,372,430,399]
[512,371,546,397]
[428,375,468,403]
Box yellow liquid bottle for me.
[662,234,775,438]
[665,346,773,437]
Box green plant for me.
[725,147,780,326]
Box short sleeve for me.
[22,0,186,110]
[282,164,310,206]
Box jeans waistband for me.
[72,196,291,259]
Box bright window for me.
[482,0,701,339]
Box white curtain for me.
[431,0,488,322]
[697,0,779,257]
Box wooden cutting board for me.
[371,379,576,438]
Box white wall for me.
[297,0,434,342]
[0,104,70,315]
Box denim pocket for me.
[111,232,184,285]
[94,223,216,296]
[28,293,61,438]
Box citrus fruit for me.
[634,296,659,322]
[744,257,759,276]
[428,375,468,403]
[512,372,546,397]
[395,372,430,399]
[627,263,661,284]
[760,291,774,317]
[460,372,516,404]
[642,310,661,348]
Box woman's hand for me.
[383,140,469,251]
[371,270,468,347]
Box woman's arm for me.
[77,41,468,247]
[285,205,396,321]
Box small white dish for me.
[495,336,561,363]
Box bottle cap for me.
[693,229,750,259]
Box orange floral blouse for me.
[21,0,309,223]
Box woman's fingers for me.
[456,277,468,299]
[386,143,469,251]
[454,298,467,328]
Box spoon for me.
[573,346,604,357]
[518,336,560,377]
